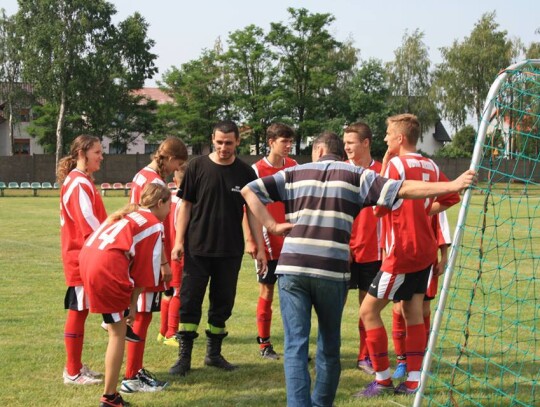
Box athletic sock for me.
[125,311,152,378]
[392,310,407,363]
[166,292,180,338]
[366,326,390,373]
[424,313,431,342]
[358,318,368,360]
[159,296,170,337]
[256,296,272,348]
[405,323,426,372]
[64,309,88,376]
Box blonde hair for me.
[386,114,420,145]
[56,135,100,184]
[107,184,171,223]
[153,137,188,179]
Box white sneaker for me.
[81,364,104,378]
[63,367,103,385]
[120,369,168,393]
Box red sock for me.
[256,297,272,347]
[405,323,426,372]
[159,296,170,337]
[404,380,419,390]
[365,326,389,372]
[424,313,431,341]
[358,319,368,360]
[64,309,88,376]
[166,291,180,338]
[125,312,152,378]
[392,311,406,362]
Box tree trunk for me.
[55,90,67,168]
[8,102,14,156]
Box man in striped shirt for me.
[241,131,475,407]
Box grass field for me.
[0,190,535,406]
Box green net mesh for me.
[418,60,540,407]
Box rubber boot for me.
[169,331,199,376]
[204,330,237,371]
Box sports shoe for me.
[392,362,407,379]
[353,380,395,398]
[260,344,280,360]
[99,392,131,407]
[156,332,165,343]
[395,381,418,395]
[356,357,375,375]
[81,364,104,379]
[63,367,103,385]
[120,368,168,393]
[163,335,179,347]
[100,321,141,343]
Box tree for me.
[267,7,357,152]
[16,1,157,163]
[435,125,476,158]
[387,29,438,132]
[225,24,278,155]
[434,12,512,129]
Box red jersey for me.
[348,160,383,263]
[80,209,163,313]
[252,156,297,260]
[60,169,107,286]
[426,211,452,298]
[378,153,453,274]
[130,166,169,291]
[168,193,183,288]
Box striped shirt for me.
[245,154,403,281]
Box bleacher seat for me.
[42,182,53,189]
[100,182,112,196]
[20,182,31,189]
[31,182,42,196]
[113,182,124,190]
[125,182,133,190]
[0,182,6,197]
[8,182,19,189]
[53,182,60,189]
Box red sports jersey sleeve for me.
[252,157,297,260]
[80,209,163,313]
[349,160,383,263]
[380,154,440,274]
[129,166,169,291]
[60,169,107,286]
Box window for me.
[14,139,30,155]
[145,144,159,155]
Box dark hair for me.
[266,123,295,143]
[56,135,100,183]
[386,113,420,145]
[213,120,239,140]
[312,131,344,157]
[344,122,373,144]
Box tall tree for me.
[225,24,277,155]
[434,11,512,129]
[267,7,357,152]
[16,1,156,163]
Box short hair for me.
[343,122,373,144]
[312,131,344,157]
[213,120,239,140]
[266,123,295,143]
[386,113,420,145]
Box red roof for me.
[131,87,173,105]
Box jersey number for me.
[86,219,129,250]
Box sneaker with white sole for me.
[63,367,103,385]
[163,336,179,347]
[81,364,104,378]
[356,357,375,375]
[260,345,280,360]
[120,368,168,393]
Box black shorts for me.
[258,260,278,285]
[102,309,129,324]
[368,265,431,301]
[64,286,89,311]
[348,260,381,291]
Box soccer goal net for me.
[415,59,540,407]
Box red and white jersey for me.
[168,193,183,288]
[252,156,297,260]
[378,153,445,274]
[60,169,107,286]
[130,166,166,204]
[348,159,383,263]
[426,211,452,298]
[130,166,170,291]
[80,209,163,313]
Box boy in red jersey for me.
[356,114,460,397]
[250,123,297,359]
[343,122,382,375]
[58,135,108,385]
[81,183,172,407]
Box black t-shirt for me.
[180,155,256,257]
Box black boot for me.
[169,331,199,376]
[204,330,237,371]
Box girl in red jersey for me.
[80,183,172,407]
[124,136,188,392]
[57,135,108,385]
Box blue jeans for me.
[278,274,348,407]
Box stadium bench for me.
[0,182,5,197]
[100,182,112,196]
[30,182,42,196]
[41,182,53,189]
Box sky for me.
[3,0,540,87]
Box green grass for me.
[0,192,537,406]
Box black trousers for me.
[180,253,243,329]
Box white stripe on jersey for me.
[377,272,405,300]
